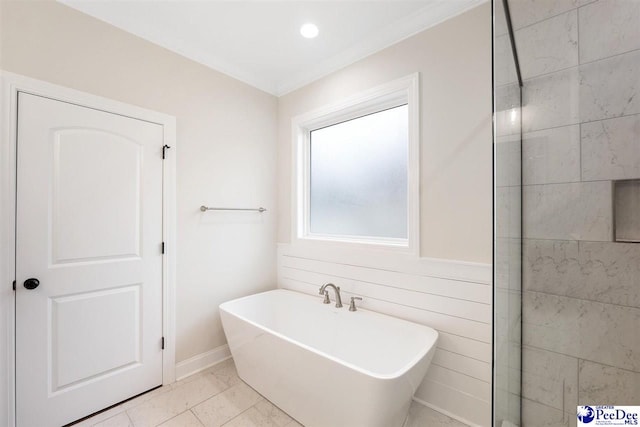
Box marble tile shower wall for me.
[511,0,640,425]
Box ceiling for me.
[59,0,485,96]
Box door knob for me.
[23,278,40,290]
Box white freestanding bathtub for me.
[220,289,438,427]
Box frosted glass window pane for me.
[309,105,408,239]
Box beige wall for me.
[1,2,492,423]
[277,3,492,263]
[0,0,279,364]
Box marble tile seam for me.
[520,112,640,136]
[523,289,640,312]
[521,396,576,418]
[522,344,640,376]
[518,46,640,84]
[511,0,598,33]
[522,178,613,187]
[522,287,640,311]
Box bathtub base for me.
[226,318,416,427]
[220,290,438,427]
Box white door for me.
[15,93,164,427]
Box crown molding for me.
[59,0,487,97]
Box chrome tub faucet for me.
[319,283,342,308]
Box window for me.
[309,105,408,239]
[292,74,419,253]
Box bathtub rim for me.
[219,288,439,381]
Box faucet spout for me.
[318,283,343,308]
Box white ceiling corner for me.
[275,0,487,95]
[58,0,488,96]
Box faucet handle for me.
[322,291,331,304]
[349,296,363,312]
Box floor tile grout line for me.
[220,404,255,427]
[175,359,232,384]
[79,387,167,427]
[185,381,236,412]
[127,375,238,426]
[150,409,200,427]
[85,358,468,427]
[191,408,206,427]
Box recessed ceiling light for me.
[300,23,319,39]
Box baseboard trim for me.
[174,345,231,381]
[412,396,483,427]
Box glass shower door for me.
[493,0,522,425]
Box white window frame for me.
[291,73,420,254]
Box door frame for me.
[0,70,177,427]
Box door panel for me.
[51,284,142,392]
[16,93,164,427]
[52,129,142,263]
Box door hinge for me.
[12,280,16,291]
[162,144,171,159]
[162,242,165,254]
[161,337,165,350]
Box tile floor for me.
[75,358,468,427]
